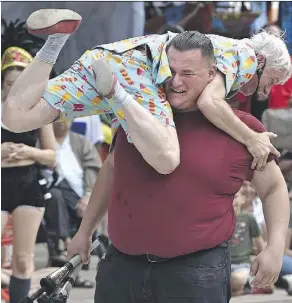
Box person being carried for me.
[2,9,291,173]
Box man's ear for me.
[208,65,217,83]
[256,54,266,70]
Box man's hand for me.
[76,195,90,217]
[67,231,92,264]
[250,246,283,288]
[246,132,280,171]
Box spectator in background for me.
[71,115,105,153]
[99,122,112,162]
[230,183,271,296]
[265,23,292,110]
[239,181,268,241]
[253,23,292,119]
[1,46,56,303]
[44,120,102,288]
[268,68,292,109]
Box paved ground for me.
[32,244,291,303]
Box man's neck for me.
[56,134,68,144]
[173,106,198,113]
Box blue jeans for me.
[95,243,231,303]
[280,255,292,277]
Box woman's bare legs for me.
[9,206,45,303]
[1,211,10,277]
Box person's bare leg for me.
[92,59,180,174]
[1,271,11,287]
[1,211,10,269]
[1,211,9,234]
[2,9,81,132]
[9,206,45,303]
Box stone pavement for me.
[33,244,291,303]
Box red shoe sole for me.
[28,20,81,35]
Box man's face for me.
[164,46,216,112]
[53,121,72,137]
[256,67,288,101]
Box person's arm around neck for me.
[197,72,280,170]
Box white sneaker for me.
[92,58,117,98]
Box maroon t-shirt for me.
[108,110,276,257]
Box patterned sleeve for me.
[42,50,112,122]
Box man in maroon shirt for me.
[67,33,290,303]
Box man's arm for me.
[197,73,280,170]
[67,146,114,263]
[251,161,290,252]
[247,161,290,287]
[78,150,114,237]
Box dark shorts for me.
[44,179,81,239]
[1,164,46,213]
[95,242,231,303]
